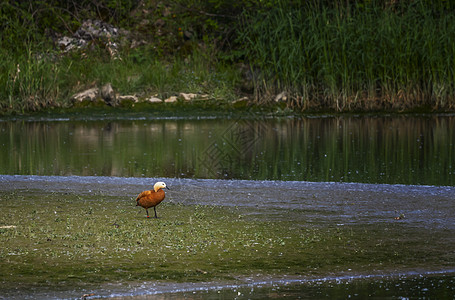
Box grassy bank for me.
[238,1,455,111]
[1,189,454,295]
[1,1,455,114]
[0,47,241,114]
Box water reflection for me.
[1,115,454,185]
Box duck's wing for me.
[136,190,152,202]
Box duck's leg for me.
[146,208,149,218]
[154,207,158,218]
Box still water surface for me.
[1,114,455,299]
[1,114,454,186]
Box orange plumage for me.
[135,181,169,218]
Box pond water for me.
[1,113,455,299]
[1,114,454,185]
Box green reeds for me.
[2,0,454,113]
[0,46,65,112]
[238,1,455,111]
[0,44,239,113]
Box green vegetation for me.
[0,43,241,113]
[1,189,454,293]
[238,1,455,111]
[1,1,455,114]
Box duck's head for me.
[154,181,170,192]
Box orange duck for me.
[135,182,170,218]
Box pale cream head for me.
[154,181,168,192]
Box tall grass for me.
[0,46,66,112]
[0,44,240,114]
[2,1,455,113]
[237,1,455,111]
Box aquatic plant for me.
[236,1,455,111]
[0,46,66,112]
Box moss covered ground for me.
[1,188,454,295]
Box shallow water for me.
[7,272,455,299]
[2,175,455,230]
[108,272,455,299]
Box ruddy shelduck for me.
[135,182,170,218]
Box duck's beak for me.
[166,186,170,190]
